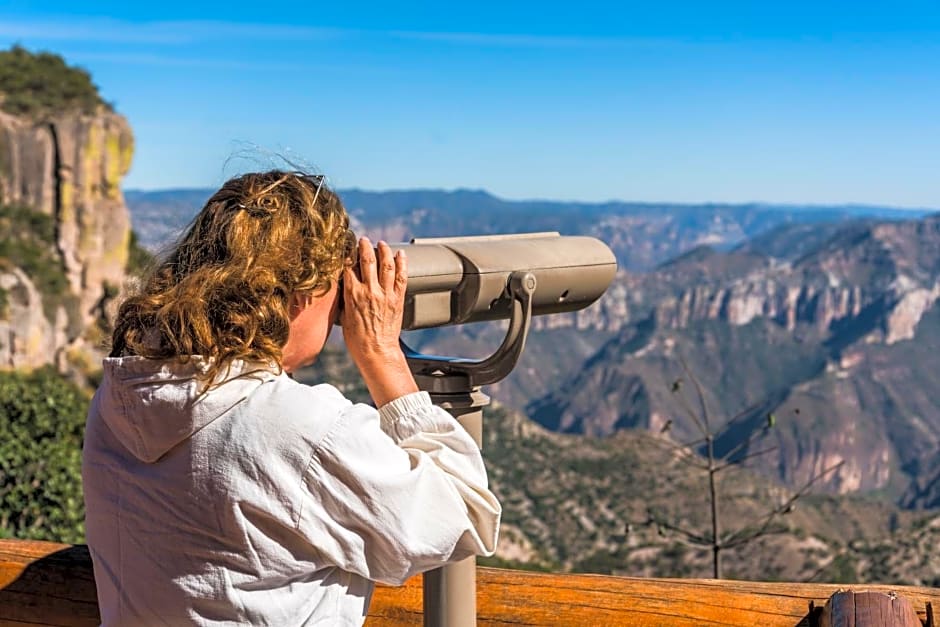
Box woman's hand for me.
[340,237,419,407]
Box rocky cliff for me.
[0,107,133,371]
[527,216,940,344]
[526,215,940,503]
[646,218,940,343]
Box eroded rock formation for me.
[0,108,134,371]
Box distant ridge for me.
[124,186,936,216]
[125,187,933,271]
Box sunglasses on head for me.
[301,173,326,205]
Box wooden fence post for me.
[819,590,922,627]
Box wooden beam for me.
[0,541,98,627]
[3,540,940,626]
[369,573,940,626]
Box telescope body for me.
[392,232,616,625]
[391,232,617,330]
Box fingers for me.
[340,237,407,367]
[353,238,399,292]
[377,241,396,291]
[394,249,407,296]
[357,237,376,286]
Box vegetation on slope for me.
[484,402,940,585]
[0,368,88,544]
[294,346,940,585]
[126,229,154,276]
[0,203,78,323]
[0,45,107,117]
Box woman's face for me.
[280,282,341,373]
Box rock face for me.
[0,266,67,369]
[525,215,940,503]
[0,108,133,371]
[564,217,940,344]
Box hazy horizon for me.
[122,185,938,213]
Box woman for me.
[82,171,501,625]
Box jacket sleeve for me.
[297,391,501,586]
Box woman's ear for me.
[288,292,313,320]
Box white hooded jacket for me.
[82,356,501,626]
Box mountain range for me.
[125,188,929,271]
[125,188,940,508]
[529,214,940,505]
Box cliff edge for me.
[0,47,134,372]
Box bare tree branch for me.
[671,384,710,438]
[712,400,767,439]
[676,353,723,577]
[721,461,845,550]
[716,426,772,466]
[651,356,845,579]
[715,446,779,472]
[642,511,713,546]
[678,352,713,432]
[637,432,711,470]
[720,524,789,547]
[679,435,709,449]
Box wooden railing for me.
[2,539,939,626]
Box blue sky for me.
[1,2,939,207]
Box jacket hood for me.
[96,356,278,463]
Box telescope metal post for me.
[422,387,489,627]
[393,236,615,624]
[404,270,539,626]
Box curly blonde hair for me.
[110,170,351,382]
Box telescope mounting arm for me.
[401,271,537,394]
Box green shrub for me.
[0,45,107,117]
[0,204,77,323]
[0,368,89,543]
[573,548,625,574]
[126,230,154,276]
[823,554,860,584]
